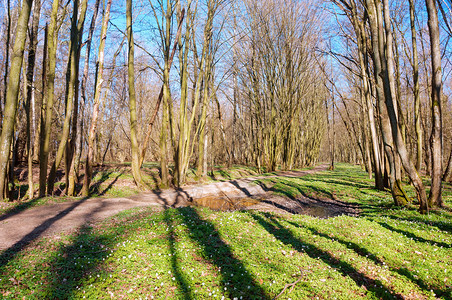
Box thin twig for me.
[273,270,303,300]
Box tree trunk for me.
[47,0,88,195]
[1,0,11,127]
[67,0,102,196]
[0,0,33,200]
[24,0,42,199]
[364,0,412,207]
[381,0,428,212]
[409,0,423,172]
[141,8,185,169]
[425,0,443,207]
[443,147,452,182]
[126,0,146,189]
[82,0,112,197]
[357,20,383,189]
[33,21,47,163]
[197,61,212,179]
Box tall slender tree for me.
[425,0,443,207]
[1,0,11,127]
[39,0,61,197]
[83,0,113,196]
[126,0,146,188]
[0,0,33,199]
[24,0,42,199]
[67,0,102,196]
[409,0,423,172]
[47,0,88,195]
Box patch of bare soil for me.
[0,164,356,250]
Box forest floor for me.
[0,163,451,299]
[0,164,336,249]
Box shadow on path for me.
[0,197,89,269]
[0,197,41,222]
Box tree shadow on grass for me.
[299,176,371,190]
[256,177,334,200]
[287,219,384,262]
[374,221,451,249]
[89,171,124,196]
[44,225,118,299]
[179,207,270,299]
[250,212,405,300]
[281,215,449,299]
[259,177,394,215]
[385,215,452,233]
[163,209,192,300]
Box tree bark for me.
[82,0,113,196]
[47,0,88,195]
[409,0,423,172]
[126,0,146,189]
[24,0,42,199]
[355,12,384,189]
[425,0,443,207]
[0,0,33,199]
[443,147,452,182]
[1,0,11,127]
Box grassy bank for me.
[0,164,451,299]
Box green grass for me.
[0,164,451,299]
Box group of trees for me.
[0,0,450,214]
[327,0,451,213]
[234,0,327,172]
[0,0,327,199]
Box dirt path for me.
[0,164,357,250]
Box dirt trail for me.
[0,164,356,250]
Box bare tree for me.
[82,0,113,196]
[426,0,444,207]
[47,0,88,195]
[0,0,33,199]
[24,0,42,199]
[126,0,146,188]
